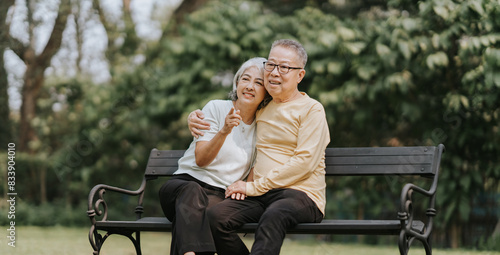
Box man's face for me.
[264,46,305,101]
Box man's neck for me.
[273,90,303,103]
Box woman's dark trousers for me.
[159,175,224,255]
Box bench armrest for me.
[398,182,437,240]
[87,178,147,224]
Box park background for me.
[0,0,499,252]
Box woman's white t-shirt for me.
[174,100,256,189]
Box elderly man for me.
[189,39,330,255]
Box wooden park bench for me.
[87,144,445,255]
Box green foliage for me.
[4,0,498,248]
[294,0,500,247]
[478,232,500,251]
[0,201,89,227]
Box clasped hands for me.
[226,180,247,200]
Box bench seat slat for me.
[328,146,436,156]
[96,217,424,236]
[144,147,439,177]
[324,147,438,176]
[148,158,181,167]
[144,150,185,176]
[145,167,178,176]
[326,155,434,165]
[325,164,433,176]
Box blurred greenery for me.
[0,0,499,250]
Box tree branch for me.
[8,37,28,61]
[92,0,116,46]
[1,0,28,61]
[120,0,139,55]
[37,0,72,68]
[161,0,209,38]
[0,0,15,45]
[0,0,16,145]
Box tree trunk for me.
[0,0,15,147]
[151,0,209,61]
[15,0,71,204]
[450,224,461,249]
[40,166,47,204]
[18,0,71,153]
[19,51,44,151]
[0,55,12,146]
[74,0,83,75]
[172,0,209,28]
[92,0,139,73]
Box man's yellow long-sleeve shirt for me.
[246,93,330,215]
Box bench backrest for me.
[144,145,445,179]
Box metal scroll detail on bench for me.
[87,181,148,255]
[87,144,445,255]
[398,172,440,254]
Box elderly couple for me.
[158,39,330,255]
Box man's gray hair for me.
[271,39,308,68]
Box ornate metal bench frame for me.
[87,144,445,255]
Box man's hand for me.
[188,109,210,138]
[226,180,247,200]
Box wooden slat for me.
[325,164,433,176]
[324,146,437,176]
[96,217,425,236]
[145,167,178,176]
[147,158,180,167]
[326,155,435,165]
[145,149,185,176]
[144,146,438,177]
[327,146,436,156]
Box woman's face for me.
[236,66,267,107]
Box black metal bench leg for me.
[398,231,410,255]
[399,231,432,255]
[89,225,103,255]
[423,237,432,255]
[136,232,142,255]
[122,231,142,255]
[89,228,142,255]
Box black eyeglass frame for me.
[263,61,303,74]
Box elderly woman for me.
[158,57,270,255]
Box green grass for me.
[1,226,499,255]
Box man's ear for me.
[297,69,306,84]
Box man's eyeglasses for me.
[263,61,303,74]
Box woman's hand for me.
[188,109,210,138]
[194,108,241,167]
[226,180,247,200]
[220,107,242,135]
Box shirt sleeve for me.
[195,101,223,143]
[246,103,330,196]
